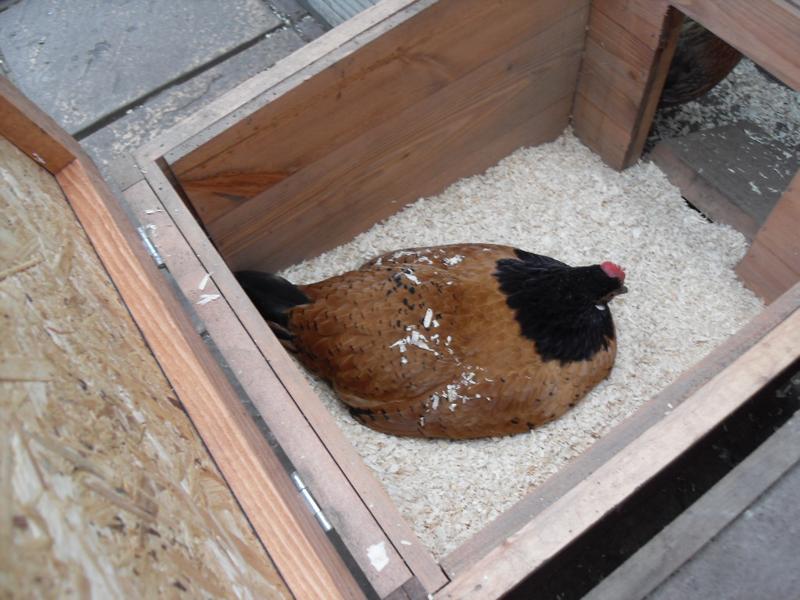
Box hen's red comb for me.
[600,261,626,282]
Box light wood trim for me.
[55,159,366,600]
[670,0,800,90]
[136,0,429,164]
[438,294,800,598]
[0,75,81,174]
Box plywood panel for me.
[0,136,289,599]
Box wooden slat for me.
[123,179,419,597]
[207,7,587,270]
[0,75,80,174]
[133,163,448,593]
[737,170,800,302]
[442,282,800,576]
[588,0,670,49]
[137,0,427,165]
[670,0,800,90]
[572,0,679,170]
[168,0,588,227]
[585,412,800,600]
[55,160,365,600]
[438,297,800,599]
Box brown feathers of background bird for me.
[659,18,742,107]
[237,244,627,440]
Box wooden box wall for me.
[117,0,800,597]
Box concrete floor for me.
[0,0,327,191]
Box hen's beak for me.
[617,285,628,295]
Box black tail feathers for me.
[235,271,310,335]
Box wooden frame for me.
[0,76,365,600]
[8,0,798,597]
[125,1,800,597]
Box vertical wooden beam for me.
[737,170,800,302]
[572,0,680,170]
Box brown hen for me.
[237,244,627,439]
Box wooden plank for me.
[591,0,670,49]
[123,179,417,597]
[737,240,800,304]
[207,9,587,270]
[737,170,800,302]
[169,0,588,226]
[584,412,800,600]
[136,0,428,164]
[133,163,448,593]
[0,75,81,174]
[670,0,800,90]
[572,1,679,170]
[438,300,800,598]
[575,8,665,131]
[55,159,366,600]
[442,282,800,576]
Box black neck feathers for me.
[494,249,617,363]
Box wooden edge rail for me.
[135,0,432,166]
[134,159,449,595]
[0,75,81,174]
[122,178,431,597]
[437,291,800,598]
[0,79,365,599]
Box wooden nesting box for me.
[6,0,799,598]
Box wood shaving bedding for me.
[649,59,800,150]
[280,131,763,559]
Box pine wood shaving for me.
[281,131,763,558]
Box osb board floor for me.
[279,132,764,559]
[0,137,289,599]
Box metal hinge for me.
[137,225,165,268]
[291,471,333,532]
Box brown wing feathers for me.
[238,244,618,439]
